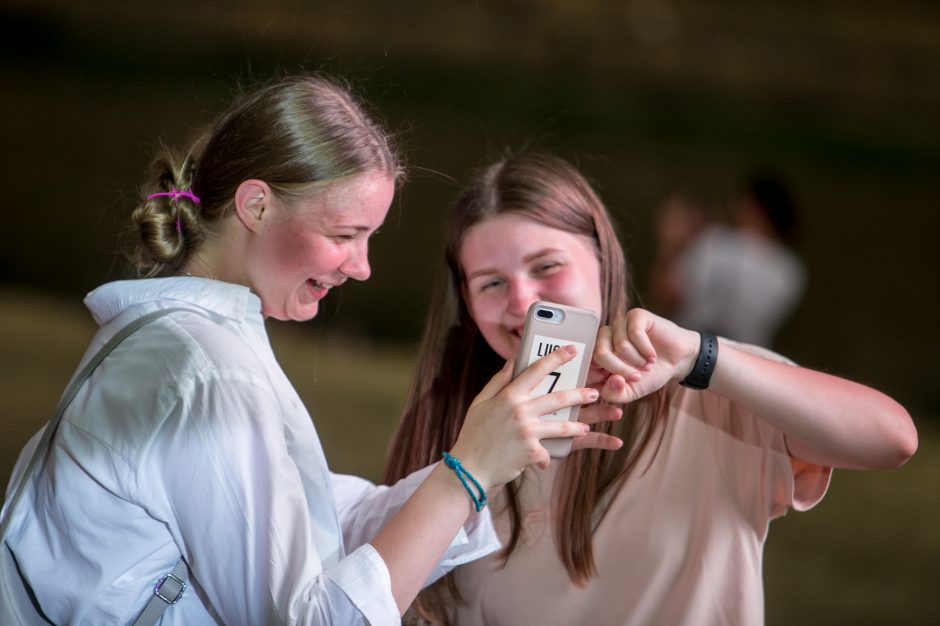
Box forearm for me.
[708,339,918,469]
[369,463,477,614]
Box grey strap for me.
[0,307,192,625]
[130,558,189,626]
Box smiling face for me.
[246,171,395,321]
[460,212,604,360]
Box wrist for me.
[447,443,493,491]
[427,463,478,518]
[679,331,719,390]
[675,328,702,381]
[441,451,489,512]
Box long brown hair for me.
[383,152,666,619]
[130,74,402,277]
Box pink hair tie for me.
[147,187,201,204]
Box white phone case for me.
[513,301,600,458]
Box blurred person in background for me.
[0,76,610,625]
[647,190,712,316]
[385,152,917,625]
[666,173,806,348]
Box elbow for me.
[883,406,918,468]
[895,419,919,467]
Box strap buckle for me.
[154,572,187,605]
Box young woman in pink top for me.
[384,152,917,625]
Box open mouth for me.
[307,279,330,297]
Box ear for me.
[234,180,272,233]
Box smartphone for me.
[513,301,600,458]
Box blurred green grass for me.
[2,288,937,624]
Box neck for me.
[181,218,250,285]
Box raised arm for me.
[592,308,917,470]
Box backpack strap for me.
[0,307,194,625]
[130,557,189,626]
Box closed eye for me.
[479,277,505,292]
[331,225,377,241]
[332,230,369,242]
[533,261,562,274]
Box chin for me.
[291,306,320,322]
[262,303,320,322]
[493,340,516,361]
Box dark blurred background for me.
[2,1,938,624]
[2,0,939,413]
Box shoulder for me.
[75,307,275,434]
[61,308,285,475]
[115,308,264,381]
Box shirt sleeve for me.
[681,340,832,528]
[144,373,400,625]
[721,338,833,514]
[787,454,831,512]
[333,466,501,586]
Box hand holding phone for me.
[513,301,600,458]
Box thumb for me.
[471,358,515,407]
[601,374,633,404]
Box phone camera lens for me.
[536,309,553,319]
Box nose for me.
[341,241,371,281]
[506,277,539,317]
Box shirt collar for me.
[84,277,262,326]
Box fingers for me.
[594,337,642,381]
[569,432,625,452]
[586,364,610,387]
[512,344,578,393]
[527,385,599,417]
[531,416,591,442]
[578,402,623,425]
[534,420,623,456]
[611,313,657,366]
[593,311,658,378]
[599,374,638,404]
[613,309,656,368]
[532,447,552,470]
[470,358,515,407]
[462,343,634,482]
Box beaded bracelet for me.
[442,452,488,512]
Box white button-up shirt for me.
[3,278,498,625]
